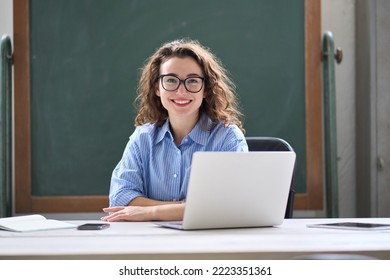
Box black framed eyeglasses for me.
[158,74,205,93]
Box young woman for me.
[101,38,247,222]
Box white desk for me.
[1,218,390,259]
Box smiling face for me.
[156,56,205,124]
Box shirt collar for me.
[156,120,172,144]
[187,114,212,145]
[155,114,214,146]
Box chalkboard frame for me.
[13,0,323,213]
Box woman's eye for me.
[166,78,178,84]
[187,78,200,84]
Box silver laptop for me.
[155,151,296,230]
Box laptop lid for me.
[158,151,295,230]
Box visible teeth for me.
[174,100,190,104]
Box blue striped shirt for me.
[109,115,248,206]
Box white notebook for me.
[0,215,77,232]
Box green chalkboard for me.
[29,0,306,196]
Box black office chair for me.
[245,137,296,218]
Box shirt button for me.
[173,174,177,178]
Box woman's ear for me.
[156,84,161,97]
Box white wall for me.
[355,0,390,217]
[376,0,390,216]
[0,0,13,41]
[322,0,356,217]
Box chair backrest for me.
[246,137,296,218]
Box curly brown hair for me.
[134,38,245,133]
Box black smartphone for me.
[77,223,110,230]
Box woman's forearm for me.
[129,196,183,207]
[102,203,185,222]
[150,203,185,221]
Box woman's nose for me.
[176,82,188,94]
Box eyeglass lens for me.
[161,75,204,93]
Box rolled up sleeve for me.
[109,137,145,207]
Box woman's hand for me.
[101,203,185,222]
[101,206,155,222]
